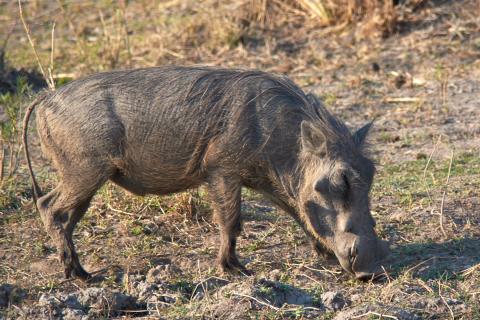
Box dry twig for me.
[439,150,454,238]
[423,136,441,206]
[48,21,56,87]
[438,282,455,320]
[231,292,280,311]
[423,136,442,205]
[461,263,480,277]
[404,257,436,275]
[352,310,398,319]
[18,0,55,90]
[385,97,421,103]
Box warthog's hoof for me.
[218,257,252,276]
[64,264,92,281]
[72,267,92,281]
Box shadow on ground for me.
[387,237,479,280]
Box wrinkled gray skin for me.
[23,66,389,281]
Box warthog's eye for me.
[329,173,349,199]
[314,173,350,199]
[342,174,350,192]
[314,178,329,194]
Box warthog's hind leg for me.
[64,198,94,279]
[37,178,103,280]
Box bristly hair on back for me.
[302,93,358,151]
[182,66,311,109]
[173,66,360,157]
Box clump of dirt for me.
[321,290,348,311]
[3,269,329,318]
[208,277,323,318]
[31,287,138,319]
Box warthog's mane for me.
[176,66,355,149]
[54,65,354,153]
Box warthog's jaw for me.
[333,232,390,281]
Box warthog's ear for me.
[354,122,373,147]
[301,121,327,156]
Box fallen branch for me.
[107,203,136,216]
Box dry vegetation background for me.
[0,0,480,319]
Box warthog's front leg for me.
[207,173,250,275]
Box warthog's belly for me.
[109,157,206,196]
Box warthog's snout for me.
[334,233,390,281]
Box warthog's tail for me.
[22,92,48,211]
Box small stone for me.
[447,298,462,305]
[146,264,180,283]
[110,292,137,311]
[132,281,160,302]
[321,291,347,311]
[268,269,282,281]
[38,293,60,308]
[77,287,137,315]
[62,293,83,310]
[191,277,229,300]
[253,279,314,307]
[77,287,106,308]
[350,293,362,302]
[62,307,88,320]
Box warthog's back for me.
[36,66,310,195]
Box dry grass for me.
[1,0,421,77]
[244,0,401,38]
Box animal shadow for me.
[385,237,479,281]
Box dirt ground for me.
[0,0,479,319]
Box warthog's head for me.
[297,106,389,280]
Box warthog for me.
[23,66,389,281]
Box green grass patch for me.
[373,152,480,209]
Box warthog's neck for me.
[260,162,305,219]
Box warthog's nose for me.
[349,238,389,281]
